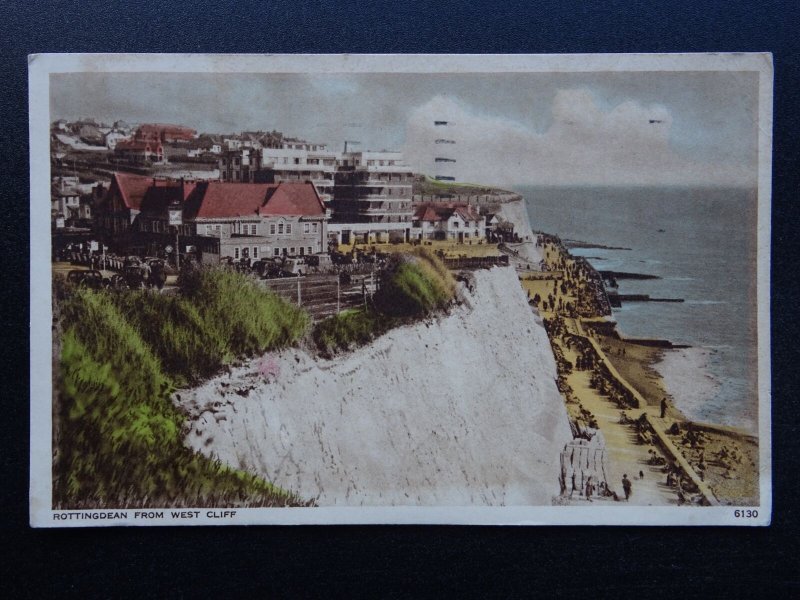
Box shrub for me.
[312,309,396,357]
[53,268,311,509]
[374,249,456,317]
[182,266,309,358]
[111,291,228,386]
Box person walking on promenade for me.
[660,397,668,419]
[622,474,632,501]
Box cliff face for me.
[174,266,572,506]
[496,195,545,266]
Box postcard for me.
[29,53,772,526]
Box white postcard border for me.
[29,53,773,527]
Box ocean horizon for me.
[518,185,759,434]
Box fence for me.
[259,272,378,320]
[441,255,509,270]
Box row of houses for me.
[51,120,509,260]
[89,171,492,263]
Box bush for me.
[374,248,456,317]
[183,266,309,358]
[53,268,311,509]
[312,309,396,357]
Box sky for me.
[50,71,759,187]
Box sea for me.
[517,186,760,434]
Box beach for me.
[517,231,758,506]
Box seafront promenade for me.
[510,234,726,505]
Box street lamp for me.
[167,202,183,270]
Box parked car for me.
[281,257,306,277]
[67,269,108,290]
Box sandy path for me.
[566,368,678,505]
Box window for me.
[308,246,313,255]
[234,247,240,259]
[270,223,276,235]
[153,221,160,233]
[286,223,292,234]
[278,223,284,234]
[274,248,280,257]
[312,222,319,233]
[299,247,304,256]
[253,247,258,258]
[289,247,295,255]
[250,224,257,235]
[304,223,310,234]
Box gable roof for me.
[454,205,482,222]
[184,182,272,219]
[109,172,153,210]
[139,184,185,213]
[116,139,162,151]
[414,205,442,222]
[413,202,482,223]
[260,182,326,217]
[183,181,326,221]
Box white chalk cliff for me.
[175,266,572,506]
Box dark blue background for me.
[1,1,798,596]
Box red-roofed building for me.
[95,173,327,261]
[412,202,486,242]
[114,139,164,164]
[185,180,328,262]
[94,172,156,236]
[134,123,197,143]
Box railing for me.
[441,255,509,269]
[259,272,378,320]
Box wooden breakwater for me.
[607,291,684,307]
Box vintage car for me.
[66,269,108,290]
[253,258,286,279]
[280,257,307,277]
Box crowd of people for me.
[533,234,612,318]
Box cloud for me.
[404,92,753,187]
[308,75,361,98]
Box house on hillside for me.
[51,189,80,223]
[114,139,165,164]
[76,123,105,146]
[134,123,196,143]
[104,130,131,150]
[412,202,486,242]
